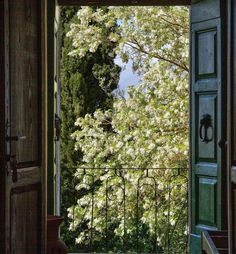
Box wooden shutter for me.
[3,0,46,253]
[189,0,227,253]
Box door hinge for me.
[218,139,227,149]
[55,113,62,141]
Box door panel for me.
[10,184,41,254]
[4,0,43,253]
[196,176,217,227]
[9,0,40,165]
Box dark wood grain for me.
[0,0,6,251]
[58,0,190,6]
[9,0,41,166]
[10,184,41,254]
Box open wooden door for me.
[189,0,228,253]
[0,0,46,253]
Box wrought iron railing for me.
[63,167,188,254]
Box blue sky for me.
[114,56,140,95]
[113,19,140,96]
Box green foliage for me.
[60,7,120,251]
[66,6,189,253]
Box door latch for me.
[6,135,26,141]
[6,154,18,183]
[232,165,236,184]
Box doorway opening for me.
[53,5,189,253]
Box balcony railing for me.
[63,167,188,254]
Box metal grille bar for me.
[65,167,188,254]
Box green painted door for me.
[190,0,227,253]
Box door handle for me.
[199,114,213,144]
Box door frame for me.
[0,0,232,253]
[55,1,231,253]
[41,0,47,251]
[58,0,190,5]
[48,0,236,252]
[55,0,192,252]
[0,0,6,251]
[227,0,235,253]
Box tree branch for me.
[125,40,189,72]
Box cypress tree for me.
[60,7,120,251]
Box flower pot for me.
[47,215,68,254]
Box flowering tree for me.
[67,6,189,253]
